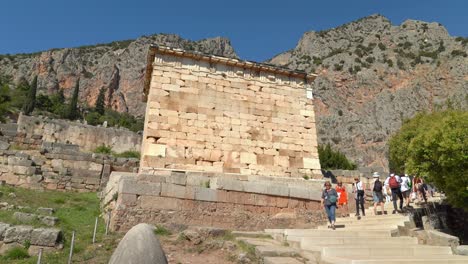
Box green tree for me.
[10,78,29,110]
[388,110,468,209]
[0,80,11,122]
[67,80,80,120]
[22,76,37,115]
[318,144,357,170]
[95,87,106,115]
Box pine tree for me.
[95,87,106,115]
[22,76,37,115]
[67,79,80,120]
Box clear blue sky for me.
[1,0,467,62]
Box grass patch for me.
[0,185,120,263]
[236,240,256,256]
[1,247,30,260]
[154,225,172,236]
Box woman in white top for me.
[400,174,411,208]
[353,177,365,217]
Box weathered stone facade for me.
[17,114,141,153]
[141,45,321,177]
[105,46,327,232]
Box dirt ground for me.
[159,232,257,264]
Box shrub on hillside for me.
[318,144,357,170]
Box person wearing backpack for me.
[384,173,403,214]
[321,181,338,230]
[353,177,366,218]
[372,172,385,215]
[400,174,411,208]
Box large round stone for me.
[109,223,167,264]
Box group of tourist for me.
[320,172,431,230]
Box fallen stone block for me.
[39,216,59,226]
[30,228,62,247]
[3,225,34,244]
[37,208,55,215]
[0,140,9,151]
[0,222,11,240]
[13,212,37,223]
[0,242,23,255]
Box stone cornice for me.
[142,45,317,102]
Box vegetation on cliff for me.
[389,110,468,209]
[318,143,357,170]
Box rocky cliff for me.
[268,14,468,168]
[1,15,467,168]
[0,34,237,116]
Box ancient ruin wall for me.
[141,47,321,177]
[17,115,141,153]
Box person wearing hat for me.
[400,173,411,208]
[372,172,385,215]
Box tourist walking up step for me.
[400,174,411,208]
[385,173,403,214]
[371,172,385,215]
[353,177,365,218]
[321,181,338,230]
[335,181,349,216]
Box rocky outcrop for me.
[0,34,237,117]
[268,14,468,167]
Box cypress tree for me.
[95,87,106,115]
[67,79,80,120]
[22,76,37,115]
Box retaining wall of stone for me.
[105,170,344,232]
[17,114,142,153]
[0,135,138,192]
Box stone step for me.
[321,255,468,264]
[276,229,394,238]
[235,237,280,247]
[255,245,300,257]
[321,245,452,257]
[232,231,271,238]
[339,214,408,220]
[300,236,418,249]
[263,257,304,264]
[332,215,408,224]
[317,224,401,230]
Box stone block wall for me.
[141,46,321,177]
[0,134,138,192]
[17,114,141,153]
[106,170,332,232]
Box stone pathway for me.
[233,202,468,264]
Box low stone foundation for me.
[104,170,349,232]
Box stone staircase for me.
[233,202,468,264]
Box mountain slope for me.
[268,14,468,168]
[0,34,237,116]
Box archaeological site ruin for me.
[105,45,330,231]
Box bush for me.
[94,145,113,155]
[451,50,467,57]
[388,110,468,209]
[318,144,357,170]
[378,43,386,51]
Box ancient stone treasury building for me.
[107,45,325,231]
[142,46,320,176]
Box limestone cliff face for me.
[0,34,237,116]
[268,14,468,168]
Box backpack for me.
[389,176,400,188]
[374,180,383,192]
